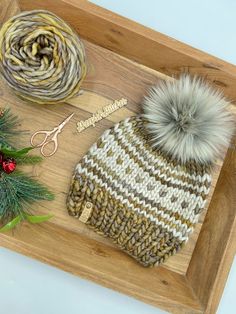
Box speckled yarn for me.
[67,117,211,267]
[0,10,86,104]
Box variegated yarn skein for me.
[0,10,86,104]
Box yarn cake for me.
[0,10,86,104]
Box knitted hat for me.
[67,75,233,267]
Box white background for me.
[0,1,235,313]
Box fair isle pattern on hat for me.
[67,75,234,267]
[67,117,212,267]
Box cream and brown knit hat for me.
[67,75,234,267]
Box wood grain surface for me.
[20,0,236,101]
[0,1,235,313]
[0,35,226,276]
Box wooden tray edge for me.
[187,144,236,314]
[1,1,235,313]
[0,222,203,314]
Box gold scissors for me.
[30,113,74,157]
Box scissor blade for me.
[59,113,75,129]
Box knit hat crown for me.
[67,75,233,267]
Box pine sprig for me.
[16,154,43,165]
[0,171,54,223]
[0,108,54,231]
[0,108,21,146]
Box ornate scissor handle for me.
[30,130,50,147]
[40,138,58,157]
[30,113,74,157]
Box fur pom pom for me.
[142,75,234,164]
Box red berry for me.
[2,158,16,174]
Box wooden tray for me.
[0,1,236,313]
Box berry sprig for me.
[0,108,54,232]
[0,152,16,174]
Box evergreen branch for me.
[0,171,54,224]
[0,108,21,146]
[0,146,34,157]
[0,107,55,231]
[0,143,42,164]
[15,155,43,165]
